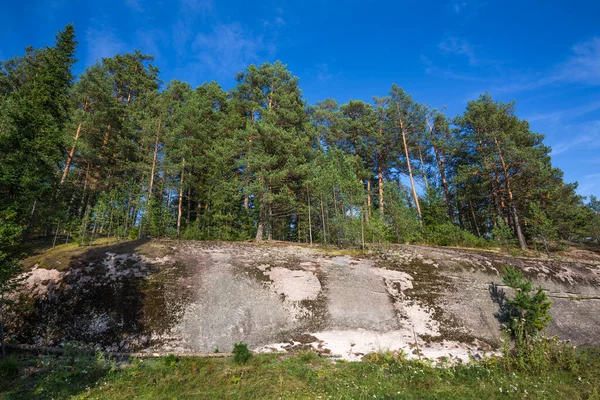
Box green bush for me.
[502,265,552,345]
[232,342,252,364]
[502,334,580,373]
[497,266,570,373]
[0,358,19,378]
[492,218,517,248]
[363,350,406,366]
[163,354,178,368]
[424,222,489,248]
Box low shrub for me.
[0,358,19,378]
[163,354,179,368]
[232,342,252,364]
[424,222,489,248]
[502,265,552,345]
[363,350,406,366]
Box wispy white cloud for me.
[263,16,286,29]
[33,0,67,20]
[448,0,486,17]
[180,0,214,16]
[577,172,600,197]
[172,0,215,55]
[85,22,127,65]
[135,28,168,61]
[438,35,478,66]
[495,36,600,93]
[550,120,600,156]
[577,182,597,197]
[317,63,332,82]
[555,36,600,85]
[452,1,467,13]
[125,0,143,12]
[425,34,600,95]
[191,23,274,78]
[526,100,600,123]
[421,54,487,82]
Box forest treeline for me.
[1,25,600,260]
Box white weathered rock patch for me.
[23,267,62,296]
[258,329,493,363]
[266,267,321,301]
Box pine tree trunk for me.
[28,199,37,233]
[378,162,384,214]
[60,121,83,185]
[431,143,452,219]
[511,203,527,250]
[177,158,185,237]
[542,234,550,257]
[377,115,385,215]
[102,124,111,148]
[307,188,313,246]
[360,206,365,252]
[320,194,327,245]
[52,222,60,248]
[255,220,264,242]
[398,112,422,226]
[469,201,481,237]
[268,202,273,241]
[349,194,354,218]
[187,186,192,225]
[366,180,371,223]
[492,135,527,250]
[333,188,339,217]
[417,144,428,190]
[148,119,161,201]
[491,177,506,224]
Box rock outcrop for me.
[10,241,600,361]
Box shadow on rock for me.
[489,282,509,325]
[8,239,170,352]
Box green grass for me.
[1,349,599,399]
[19,237,124,271]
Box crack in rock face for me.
[9,241,600,361]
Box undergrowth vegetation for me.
[1,347,599,399]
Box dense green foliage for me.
[1,348,599,399]
[232,342,252,364]
[1,25,598,261]
[501,266,552,345]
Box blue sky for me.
[2,0,599,198]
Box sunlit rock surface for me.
[10,240,600,361]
